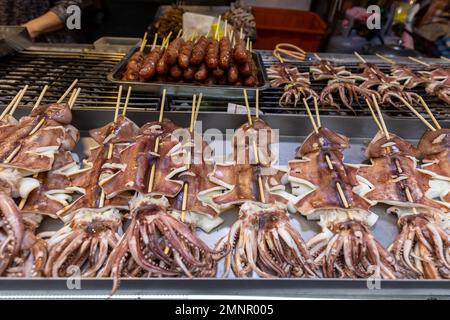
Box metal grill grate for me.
[0,49,448,121]
[0,50,160,111]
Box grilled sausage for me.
[227,61,239,83]
[156,53,168,75]
[239,61,252,77]
[244,75,256,87]
[122,51,144,81]
[164,38,183,66]
[183,65,197,81]
[233,39,248,64]
[194,63,208,81]
[190,36,209,65]
[206,39,219,69]
[178,40,194,69]
[139,47,162,81]
[169,64,182,79]
[219,36,231,69]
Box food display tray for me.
[107,45,270,99]
[1,106,450,299]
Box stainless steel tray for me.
[107,45,270,99]
[2,107,450,299]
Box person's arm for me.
[23,0,82,39]
[23,11,64,39]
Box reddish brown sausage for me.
[169,64,183,79]
[156,53,168,75]
[233,39,248,64]
[164,38,183,66]
[244,76,256,87]
[219,36,231,69]
[190,36,209,65]
[122,51,144,81]
[206,39,219,69]
[178,40,194,69]
[239,61,252,77]
[183,65,197,81]
[194,63,208,81]
[227,61,239,83]
[139,47,162,81]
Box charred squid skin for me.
[0,192,24,275]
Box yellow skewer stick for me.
[57,79,78,103]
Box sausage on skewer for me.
[183,65,197,81]
[194,63,208,81]
[190,36,209,66]
[233,38,248,64]
[164,38,183,66]
[122,51,144,81]
[139,47,162,81]
[219,35,231,69]
[206,39,219,69]
[178,40,194,69]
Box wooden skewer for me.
[148,89,166,193]
[68,88,79,109]
[302,98,318,134]
[240,27,243,40]
[441,56,450,62]
[408,56,430,67]
[255,89,259,118]
[8,85,29,116]
[243,89,253,126]
[313,96,321,128]
[354,51,367,63]
[313,53,321,61]
[99,87,123,208]
[243,89,265,203]
[396,96,435,131]
[335,182,349,208]
[224,20,228,37]
[151,33,158,51]
[32,85,49,110]
[246,37,250,51]
[193,93,202,124]
[376,53,395,65]
[176,29,183,39]
[365,98,383,132]
[139,32,148,53]
[0,90,22,120]
[189,94,197,132]
[371,94,390,139]
[214,16,221,41]
[57,79,78,103]
[417,96,441,130]
[122,87,132,116]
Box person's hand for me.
[22,20,40,40]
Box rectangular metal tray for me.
[107,45,270,99]
[1,107,450,299]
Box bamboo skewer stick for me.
[0,90,23,120]
[375,53,395,65]
[371,95,390,139]
[354,51,367,63]
[68,87,81,109]
[148,89,166,193]
[441,56,450,62]
[214,16,221,41]
[151,34,158,50]
[302,98,318,134]
[99,86,123,208]
[255,89,259,118]
[139,32,148,53]
[313,96,321,128]
[365,99,383,132]
[408,56,430,67]
[57,79,78,103]
[193,93,202,124]
[396,96,435,131]
[8,85,29,116]
[32,85,49,110]
[123,87,132,116]
[243,89,265,203]
[417,96,441,130]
